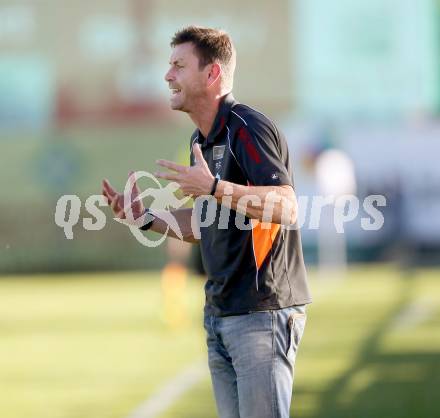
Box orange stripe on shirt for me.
[251,219,280,269]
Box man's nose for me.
[164,68,174,82]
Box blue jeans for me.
[204,305,307,418]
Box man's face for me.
[164,42,208,112]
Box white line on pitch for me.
[126,360,208,418]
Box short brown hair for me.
[171,26,233,68]
[170,26,236,90]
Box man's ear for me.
[207,62,221,87]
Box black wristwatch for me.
[210,177,220,196]
[139,208,156,231]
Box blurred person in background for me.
[102,26,311,418]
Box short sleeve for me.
[233,116,293,187]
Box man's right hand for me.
[102,171,197,242]
[101,172,146,226]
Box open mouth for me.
[171,88,181,95]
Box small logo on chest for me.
[213,145,226,160]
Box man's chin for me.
[169,98,180,109]
[170,100,187,112]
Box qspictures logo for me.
[54,171,386,247]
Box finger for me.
[192,143,206,165]
[126,171,139,197]
[154,172,180,181]
[103,178,116,196]
[156,159,186,173]
[128,171,140,200]
[110,194,120,213]
[131,182,142,210]
[116,209,126,219]
[102,188,111,205]
[127,171,136,185]
[126,171,145,212]
[102,179,117,198]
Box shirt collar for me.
[199,92,237,147]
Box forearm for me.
[213,180,297,225]
[148,207,199,243]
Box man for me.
[102,26,312,418]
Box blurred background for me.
[0,1,439,418]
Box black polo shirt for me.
[190,93,312,317]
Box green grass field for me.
[1,265,439,418]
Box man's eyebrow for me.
[169,59,184,65]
